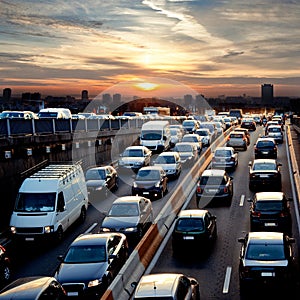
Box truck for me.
[140,120,171,153]
[143,106,170,116]
[10,163,88,243]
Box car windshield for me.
[122,149,143,157]
[215,150,232,157]
[64,245,106,263]
[136,169,160,180]
[176,218,204,232]
[197,130,209,136]
[245,243,285,260]
[174,144,192,152]
[268,127,281,132]
[155,156,175,164]
[86,169,106,180]
[200,176,226,185]
[170,129,178,135]
[183,121,195,127]
[253,163,276,171]
[15,192,56,212]
[141,130,162,140]
[255,201,283,211]
[109,203,139,216]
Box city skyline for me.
[1,1,300,98]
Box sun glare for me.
[135,82,158,91]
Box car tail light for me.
[250,173,256,178]
[279,211,288,217]
[252,211,261,217]
[196,186,202,193]
[223,187,228,193]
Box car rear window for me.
[252,163,276,170]
[215,150,232,157]
[200,176,226,185]
[246,243,285,260]
[230,133,243,138]
[255,201,283,211]
[176,218,204,232]
[256,141,274,147]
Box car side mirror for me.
[57,255,64,262]
[238,237,245,243]
[247,198,252,202]
[288,237,295,244]
[248,161,252,167]
[277,162,282,166]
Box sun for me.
[135,82,159,91]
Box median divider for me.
[101,127,234,300]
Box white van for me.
[10,163,88,243]
[140,120,171,153]
[38,108,72,119]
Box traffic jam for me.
[0,109,299,300]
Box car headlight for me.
[155,181,160,187]
[10,226,16,234]
[125,227,137,232]
[88,279,101,288]
[133,182,137,188]
[44,225,54,234]
[100,227,111,232]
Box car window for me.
[109,203,139,216]
[175,144,192,152]
[252,163,276,170]
[215,150,232,157]
[123,149,143,157]
[229,133,243,138]
[255,201,283,211]
[176,218,204,231]
[136,169,160,180]
[245,243,285,260]
[200,176,226,185]
[257,141,274,147]
[156,155,175,164]
[64,245,106,263]
[86,169,106,180]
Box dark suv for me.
[254,137,277,159]
[248,192,292,234]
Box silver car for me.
[153,151,182,179]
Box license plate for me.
[25,237,34,241]
[260,175,269,178]
[183,236,194,240]
[143,192,149,195]
[67,292,79,297]
[264,222,276,226]
[261,272,274,277]
[262,151,268,154]
[208,189,218,193]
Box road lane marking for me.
[85,223,98,234]
[239,194,245,206]
[222,266,232,294]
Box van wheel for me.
[79,207,87,223]
[55,227,64,243]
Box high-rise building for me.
[3,88,11,102]
[81,90,88,100]
[261,84,273,105]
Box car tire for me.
[55,226,64,243]
[79,207,87,223]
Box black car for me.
[85,165,118,197]
[172,209,217,255]
[248,192,292,234]
[100,196,153,241]
[254,137,277,159]
[132,166,168,200]
[0,245,10,285]
[241,117,256,131]
[55,232,129,299]
[196,169,233,207]
[0,276,66,299]
[248,159,282,191]
[238,232,296,292]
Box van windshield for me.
[141,130,162,140]
[15,193,56,212]
[38,112,58,118]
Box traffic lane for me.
[5,150,190,282]
[150,126,300,299]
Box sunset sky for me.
[1,0,300,99]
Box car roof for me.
[178,209,208,218]
[253,159,277,164]
[175,142,196,147]
[125,146,149,150]
[138,166,164,172]
[229,131,245,136]
[248,232,284,244]
[0,276,59,298]
[202,169,226,177]
[113,196,147,204]
[70,233,121,246]
[255,192,284,201]
[158,152,178,157]
[256,137,276,142]
[215,146,234,151]
[134,273,182,298]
